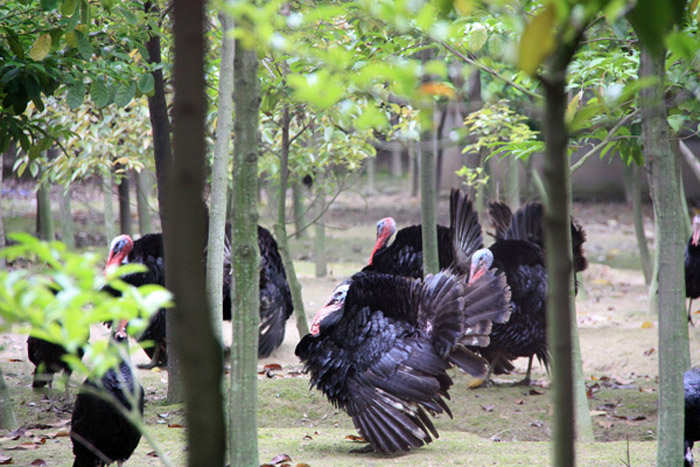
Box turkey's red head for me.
[468,248,493,286]
[310,282,350,335]
[368,217,397,265]
[105,234,134,275]
[693,215,700,246]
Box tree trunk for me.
[117,169,133,237]
[435,106,448,197]
[206,10,234,350]
[505,157,520,210]
[292,182,306,237]
[314,170,327,278]
[58,186,75,249]
[409,143,419,197]
[36,166,54,241]
[0,153,5,268]
[0,364,17,430]
[230,39,261,467]
[144,0,179,402]
[136,171,153,234]
[623,164,653,284]
[639,44,690,467]
[365,156,376,193]
[420,128,439,275]
[390,147,402,177]
[165,1,226,465]
[276,106,310,339]
[103,173,116,241]
[541,39,583,465]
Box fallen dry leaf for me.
[598,420,613,428]
[295,464,311,467]
[260,464,275,467]
[345,434,366,442]
[643,347,656,356]
[0,454,10,465]
[47,428,70,438]
[641,321,654,329]
[302,434,313,440]
[529,388,544,396]
[589,410,607,417]
[481,405,494,412]
[271,454,292,464]
[147,451,159,458]
[514,399,524,405]
[30,459,47,466]
[167,423,184,428]
[7,443,39,451]
[264,364,283,372]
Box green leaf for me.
[40,0,59,11]
[6,32,25,60]
[61,0,78,16]
[628,0,685,55]
[518,4,556,76]
[118,6,137,24]
[66,81,85,109]
[466,24,488,52]
[29,34,52,61]
[137,73,154,94]
[90,79,109,108]
[114,82,135,107]
[75,31,92,60]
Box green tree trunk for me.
[103,172,116,241]
[420,130,439,275]
[58,186,75,250]
[623,164,652,284]
[365,156,376,193]
[639,44,690,467]
[314,170,327,277]
[0,153,6,268]
[275,106,310,339]
[0,363,17,430]
[165,1,226,465]
[36,166,54,241]
[292,182,306,237]
[409,143,419,197]
[505,157,520,210]
[206,10,234,350]
[230,39,261,467]
[117,170,133,236]
[136,170,153,234]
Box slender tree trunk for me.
[409,144,419,197]
[58,186,74,249]
[230,39,260,467]
[420,127,439,275]
[506,157,520,210]
[165,1,225,465]
[639,44,690,467]
[365,156,376,193]
[541,35,587,465]
[206,10,234,349]
[0,153,5,268]
[103,173,116,241]
[36,166,54,241]
[136,171,153,234]
[474,150,487,219]
[390,147,402,177]
[144,0,179,401]
[117,169,133,237]
[276,106,310,338]
[435,106,448,197]
[623,164,653,284]
[314,170,327,277]
[0,364,17,430]
[292,182,306,236]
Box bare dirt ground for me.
[0,180,691,466]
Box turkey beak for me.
[468,261,485,286]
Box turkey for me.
[27,336,84,410]
[296,189,510,454]
[70,329,144,467]
[362,189,483,279]
[685,215,700,325]
[686,368,700,466]
[103,225,293,362]
[296,269,510,454]
[466,202,588,386]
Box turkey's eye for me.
[376,222,383,236]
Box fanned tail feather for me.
[449,189,483,272]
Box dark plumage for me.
[686,368,700,466]
[296,189,510,454]
[70,337,144,467]
[296,269,510,454]
[685,215,700,324]
[104,225,293,362]
[27,337,83,389]
[363,189,484,279]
